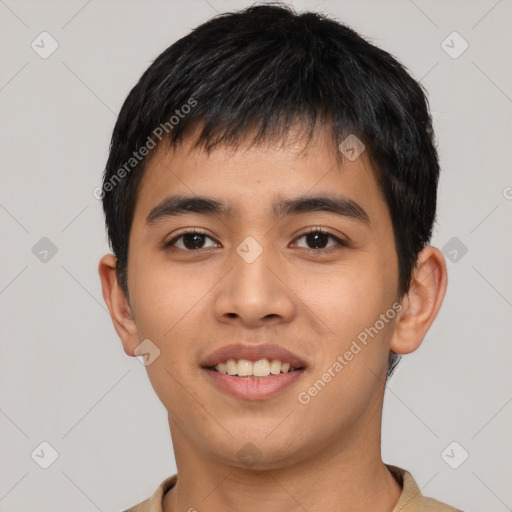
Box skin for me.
[99,125,447,512]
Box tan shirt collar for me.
[123,466,461,512]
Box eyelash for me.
[164,227,349,256]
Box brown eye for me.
[165,230,218,251]
[294,228,347,252]
[303,231,331,249]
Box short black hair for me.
[101,3,440,378]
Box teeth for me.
[214,358,299,377]
[226,359,238,375]
[237,359,253,377]
[253,359,270,377]
[269,359,282,374]
[216,361,227,374]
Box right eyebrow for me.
[146,195,233,224]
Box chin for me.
[210,435,310,471]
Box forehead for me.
[133,128,387,224]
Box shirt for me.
[123,465,462,512]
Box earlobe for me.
[98,254,139,356]
[390,246,448,355]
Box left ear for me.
[390,246,448,355]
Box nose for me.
[213,239,296,328]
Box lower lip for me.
[202,368,305,400]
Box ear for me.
[390,246,448,355]
[98,254,139,357]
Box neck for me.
[162,408,401,512]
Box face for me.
[125,127,400,469]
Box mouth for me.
[200,344,307,399]
[206,358,305,378]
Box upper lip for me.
[201,344,307,369]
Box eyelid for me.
[163,226,350,252]
[163,228,219,249]
[297,226,347,240]
[292,226,350,251]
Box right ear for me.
[98,254,139,356]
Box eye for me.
[293,227,348,254]
[164,227,349,254]
[164,229,219,251]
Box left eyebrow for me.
[146,193,370,225]
[272,193,370,225]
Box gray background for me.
[0,0,511,510]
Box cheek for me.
[311,260,392,336]
[127,250,220,382]
[128,259,203,410]
[301,255,397,394]
[128,249,210,339]
[296,297,395,431]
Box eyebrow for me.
[146,193,370,225]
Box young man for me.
[98,4,461,511]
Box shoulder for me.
[388,465,463,512]
[122,499,150,512]
[121,474,178,512]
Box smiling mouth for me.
[206,358,305,378]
